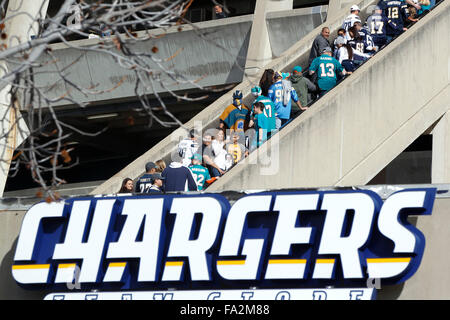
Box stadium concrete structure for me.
[0,0,450,300]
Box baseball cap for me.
[145,162,156,172]
[373,5,381,11]
[293,66,302,73]
[350,4,360,11]
[251,86,262,97]
[150,173,165,183]
[322,46,332,53]
[191,153,202,161]
[274,71,283,79]
[335,36,346,46]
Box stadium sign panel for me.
[12,189,435,300]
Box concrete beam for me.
[266,0,293,12]
[432,111,450,183]
[327,0,356,21]
[244,0,275,78]
[337,86,450,186]
[33,7,325,109]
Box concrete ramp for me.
[91,0,377,195]
[208,1,450,191]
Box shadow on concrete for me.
[376,216,420,300]
[0,238,51,300]
[226,27,251,84]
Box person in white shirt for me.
[342,4,362,40]
[178,129,199,167]
[212,129,231,173]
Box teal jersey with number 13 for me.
[310,54,344,91]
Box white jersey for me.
[178,138,199,167]
[336,46,371,64]
[342,13,361,35]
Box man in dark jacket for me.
[308,27,331,66]
[162,152,197,192]
[214,5,228,19]
[289,66,317,117]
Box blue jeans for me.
[209,166,221,177]
[275,118,288,130]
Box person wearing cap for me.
[219,90,250,138]
[148,173,165,193]
[309,47,347,97]
[308,27,331,66]
[178,128,200,167]
[188,153,211,191]
[268,71,306,129]
[342,4,362,38]
[366,5,389,49]
[135,161,157,193]
[289,66,317,113]
[250,85,276,135]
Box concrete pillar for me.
[0,0,49,196]
[244,0,293,80]
[432,111,450,183]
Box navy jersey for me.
[366,13,389,46]
[348,37,366,56]
[358,27,376,52]
[135,174,153,193]
[378,0,409,36]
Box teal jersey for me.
[253,95,276,132]
[254,113,271,147]
[310,54,344,91]
[189,164,211,191]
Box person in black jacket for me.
[214,5,228,19]
[308,27,331,66]
[162,152,197,192]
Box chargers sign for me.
[12,189,435,298]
